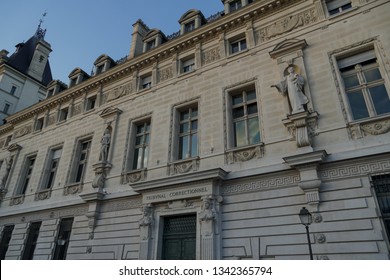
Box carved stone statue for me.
[199,197,216,222]
[99,127,111,162]
[0,155,13,189]
[139,204,153,227]
[272,65,309,114]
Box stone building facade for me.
[0,0,390,260]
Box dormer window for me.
[179,10,206,35]
[69,77,77,87]
[95,64,104,75]
[146,39,156,51]
[184,21,195,33]
[229,0,242,12]
[47,89,54,98]
[93,54,116,75]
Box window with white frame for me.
[42,148,62,190]
[70,138,92,184]
[177,105,198,160]
[131,120,151,170]
[229,37,247,55]
[230,87,260,148]
[325,0,352,16]
[181,56,195,73]
[17,154,37,195]
[141,75,152,89]
[337,49,390,121]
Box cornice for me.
[4,0,303,128]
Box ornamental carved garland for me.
[257,8,317,43]
[105,82,133,103]
[202,47,221,65]
[158,66,173,82]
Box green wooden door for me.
[162,215,196,260]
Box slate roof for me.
[6,32,53,86]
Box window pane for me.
[347,90,369,120]
[234,121,246,147]
[232,95,243,105]
[180,111,189,121]
[369,85,390,115]
[191,120,198,130]
[132,148,140,169]
[342,74,359,88]
[248,117,260,144]
[233,107,245,118]
[143,147,149,168]
[247,103,258,115]
[179,136,189,159]
[135,135,144,145]
[246,90,256,101]
[180,123,189,133]
[191,134,198,157]
[137,125,145,134]
[364,68,382,83]
[191,109,198,118]
[240,40,247,51]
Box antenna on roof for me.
[36,12,47,39]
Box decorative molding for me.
[104,82,133,103]
[122,169,147,184]
[169,158,199,175]
[257,8,317,43]
[10,195,24,206]
[226,144,264,164]
[202,47,221,65]
[13,124,32,139]
[34,189,52,201]
[320,158,390,181]
[223,173,300,195]
[349,117,390,139]
[158,66,173,82]
[100,197,142,212]
[63,183,83,195]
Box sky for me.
[0,0,224,83]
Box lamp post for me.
[299,207,313,260]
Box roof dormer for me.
[46,79,68,98]
[143,29,167,53]
[178,9,206,35]
[68,67,90,87]
[221,0,254,14]
[93,54,116,75]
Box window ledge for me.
[10,194,25,206]
[226,143,264,164]
[35,188,52,201]
[122,169,148,184]
[348,114,390,139]
[168,157,200,175]
[228,48,249,58]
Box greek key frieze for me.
[320,160,390,181]
[223,174,300,195]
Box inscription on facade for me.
[144,186,209,203]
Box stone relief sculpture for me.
[139,204,153,241]
[199,196,216,222]
[272,65,309,114]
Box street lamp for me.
[299,207,314,260]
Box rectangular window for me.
[146,40,156,51]
[372,174,390,241]
[184,21,195,33]
[35,117,44,131]
[10,86,17,96]
[182,57,195,73]
[21,221,41,260]
[95,64,104,75]
[85,96,96,111]
[326,0,352,16]
[47,89,54,98]
[230,38,247,54]
[132,121,151,170]
[43,148,62,189]
[178,106,198,160]
[231,88,260,147]
[0,225,14,260]
[338,49,390,120]
[229,0,242,12]
[141,75,152,89]
[3,103,11,114]
[72,139,91,183]
[53,217,74,260]
[58,107,68,122]
[18,155,36,195]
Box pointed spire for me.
[35,12,47,40]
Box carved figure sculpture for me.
[99,127,111,162]
[199,197,215,222]
[0,155,13,189]
[272,65,309,114]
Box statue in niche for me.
[272,65,309,114]
[99,126,111,162]
[0,155,13,189]
[139,204,153,227]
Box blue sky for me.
[0,0,224,83]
